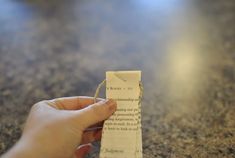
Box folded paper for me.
[99,71,143,158]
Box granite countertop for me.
[0,0,235,157]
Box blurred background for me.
[0,0,235,157]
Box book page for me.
[99,71,142,158]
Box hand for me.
[2,96,117,158]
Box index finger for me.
[49,96,105,110]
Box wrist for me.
[2,137,42,158]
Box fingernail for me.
[105,99,117,111]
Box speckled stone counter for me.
[0,0,235,157]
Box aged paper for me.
[99,71,142,158]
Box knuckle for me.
[31,100,47,110]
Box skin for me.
[1,96,117,158]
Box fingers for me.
[75,99,117,129]
[85,121,104,130]
[48,96,104,110]
[74,144,92,158]
[81,129,102,144]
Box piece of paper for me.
[99,71,143,158]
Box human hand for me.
[2,96,117,158]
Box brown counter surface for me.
[0,0,235,157]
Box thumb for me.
[75,99,117,129]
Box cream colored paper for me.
[99,71,142,158]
